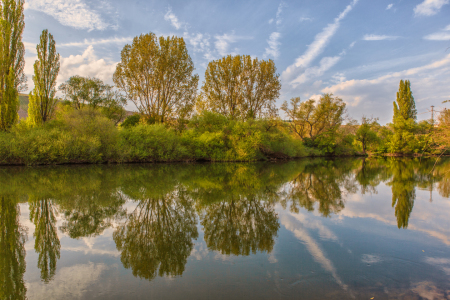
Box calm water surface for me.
[1,158,450,299]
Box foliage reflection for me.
[0,196,27,300]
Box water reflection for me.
[114,190,198,280]
[281,159,358,216]
[0,158,449,298]
[29,198,60,283]
[0,196,27,299]
[200,196,279,255]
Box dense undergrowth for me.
[0,108,310,165]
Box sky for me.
[22,0,450,124]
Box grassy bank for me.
[0,109,311,165]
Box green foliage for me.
[355,116,379,154]
[28,29,60,125]
[118,124,187,162]
[58,76,126,124]
[388,80,422,154]
[0,0,26,130]
[113,32,198,123]
[200,54,281,120]
[281,94,346,154]
[120,114,140,128]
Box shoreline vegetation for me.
[0,2,449,166]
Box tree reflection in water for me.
[0,196,27,300]
[29,197,61,283]
[282,159,358,217]
[200,196,279,256]
[114,191,198,280]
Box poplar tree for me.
[0,0,26,130]
[28,29,60,125]
[389,80,417,153]
[393,79,416,122]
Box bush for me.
[118,124,187,162]
[120,114,140,128]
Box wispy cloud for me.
[58,37,133,47]
[321,54,450,121]
[264,32,281,59]
[25,0,112,31]
[214,33,252,57]
[292,56,341,85]
[386,3,394,10]
[363,34,399,41]
[275,2,286,26]
[414,0,449,16]
[299,17,313,22]
[164,7,182,30]
[424,32,450,40]
[424,24,450,40]
[282,0,359,82]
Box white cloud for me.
[214,33,251,57]
[58,37,133,47]
[321,54,450,122]
[58,46,118,84]
[26,263,110,300]
[164,7,182,30]
[25,0,112,31]
[363,34,399,41]
[414,0,449,16]
[264,32,281,59]
[424,32,450,40]
[282,0,359,82]
[386,3,394,10]
[276,2,286,26]
[268,18,274,24]
[280,213,350,293]
[24,45,119,92]
[361,254,382,264]
[292,56,341,85]
[24,42,37,55]
[424,25,450,40]
[299,17,313,22]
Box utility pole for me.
[431,105,435,125]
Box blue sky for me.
[22,0,450,123]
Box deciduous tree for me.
[113,33,198,123]
[0,0,26,130]
[355,116,379,154]
[28,29,60,125]
[281,94,346,143]
[59,76,126,124]
[201,54,280,120]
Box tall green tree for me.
[28,29,60,125]
[0,0,26,130]
[113,33,198,123]
[389,80,417,153]
[200,54,281,120]
[393,80,416,121]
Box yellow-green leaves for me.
[28,29,60,125]
[0,0,26,130]
[200,54,281,120]
[281,94,346,142]
[113,33,199,123]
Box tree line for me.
[1,0,448,159]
